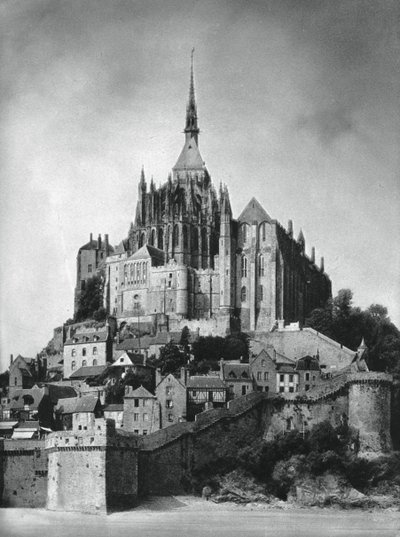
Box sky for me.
[0,0,399,372]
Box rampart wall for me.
[0,439,47,507]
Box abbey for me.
[76,56,331,335]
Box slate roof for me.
[296,355,320,371]
[103,404,124,412]
[125,385,155,399]
[275,351,295,365]
[10,387,46,410]
[55,397,78,414]
[127,244,165,265]
[79,240,114,253]
[65,331,108,346]
[173,137,205,171]
[187,376,226,389]
[238,197,272,224]
[117,337,151,351]
[18,420,40,430]
[74,396,100,413]
[69,365,107,379]
[112,352,154,368]
[222,362,251,380]
[47,384,77,404]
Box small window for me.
[261,359,266,367]
[264,372,268,381]
[241,385,246,395]
[142,430,148,435]
[289,374,294,383]
[82,360,87,367]
[93,359,97,366]
[280,374,284,382]
[305,373,310,381]
[82,348,86,356]
[134,413,139,422]
[93,347,97,355]
[134,399,139,407]
[192,390,197,397]
[166,387,172,396]
[134,429,139,434]
[166,400,173,408]
[143,413,149,421]
[72,349,76,357]
[71,361,76,371]
[279,386,285,393]
[88,264,92,273]
[257,372,262,381]
[241,286,247,302]
[168,414,174,422]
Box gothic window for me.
[158,228,164,250]
[82,348,86,356]
[139,232,146,248]
[257,372,262,380]
[241,256,248,278]
[241,223,249,244]
[259,256,265,276]
[82,360,87,367]
[192,229,199,251]
[130,264,134,283]
[241,286,247,302]
[93,347,97,355]
[124,264,128,284]
[133,263,137,285]
[259,285,264,301]
[260,222,266,241]
[201,228,207,255]
[173,224,179,247]
[151,229,156,246]
[137,263,142,283]
[183,225,188,249]
[143,262,147,284]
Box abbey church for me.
[75,56,331,336]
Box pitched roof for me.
[111,352,153,368]
[79,239,114,253]
[47,384,77,404]
[125,385,155,399]
[69,365,107,379]
[238,197,271,224]
[222,362,251,380]
[74,395,100,413]
[10,387,46,410]
[187,376,226,389]
[18,420,40,430]
[117,337,151,351]
[65,331,108,345]
[127,244,165,264]
[103,404,124,412]
[173,137,205,171]
[296,355,320,371]
[55,397,78,414]
[275,351,295,365]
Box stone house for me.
[249,349,277,393]
[72,396,103,432]
[63,328,112,380]
[8,355,36,396]
[103,404,124,428]
[186,376,227,420]
[9,385,54,427]
[155,370,187,427]
[123,385,159,435]
[219,360,254,399]
[295,355,321,392]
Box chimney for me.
[90,233,93,243]
[311,247,315,263]
[155,368,162,386]
[97,234,102,249]
[320,256,324,272]
[10,354,13,366]
[180,367,187,385]
[288,220,293,237]
[219,358,224,380]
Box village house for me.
[123,385,159,435]
[63,326,112,380]
[219,360,254,399]
[186,375,227,420]
[155,369,187,427]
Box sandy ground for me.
[0,497,399,537]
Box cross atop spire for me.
[185,48,199,145]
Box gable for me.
[238,197,271,224]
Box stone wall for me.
[0,439,48,507]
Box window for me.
[166,387,172,396]
[151,229,156,246]
[93,347,97,355]
[82,360,87,367]
[241,256,248,278]
[72,349,76,357]
[134,399,139,407]
[192,390,197,397]
[264,372,268,381]
[168,414,174,422]
[305,384,310,391]
[143,430,148,435]
[241,224,248,243]
[183,225,188,249]
[158,228,164,250]
[173,224,179,247]
[259,285,264,301]
[241,385,247,395]
[134,413,139,422]
[71,361,76,371]
[88,264,92,273]
[261,359,266,367]
[166,400,173,408]
[82,348,86,356]
[134,429,139,434]
[305,373,310,381]
[280,374,284,382]
[93,359,97,366]
[143,413,149,421]
[279,386,285,393]
[257,372,262,381]
[289,387,294,393]
[260,222,266,241]
[289,374,294,383]
[258,256,264,276]
[241,286,247,302]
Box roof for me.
[173,137,205,171]
[117,337,150,351]
[296,355,320,371]
[112,241,128,255]
[111,352,152,368]
[55,397,78,414]
[125,385,155,399]
[0,421,18,430]
[103,404,124,412]
[127,244,165,264]
[274,351,295,365]
[18,420,40,429]
[79,239,114,253]
[187,376,227,389]
[47,384,77,404]
[12,430,37,439]
[74,396,100,413]
[238,197,271,224]
[10,387,46,410]
[65,331,109,346]
[69,365,107,379]
[222,362,251,380]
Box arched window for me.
[183,225,188,249]
[143,262,147,283]
[137,263,142,283]
[158,228,164,250]
[93,359,98,366]
[241,223,248,244]
[82,348,86,356]
[259,285,264,301]
[241,256,248,278]
[259,256,265,277]
[151,229,156,246]
[192,229,199,251]
[241,286,247,302]
[72,349,76,357]
[71,361,76,371]
[93,347,97,355]
[260,222,266,241]
[124,264,128,284]
[173,224,179,247]
[82,360,87,367]
[201,228,207,254]
[139,232,146,248]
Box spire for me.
[297,229,305,251]
[185,48,199,145]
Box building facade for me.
[77,56,331,336]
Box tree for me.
[155,342,187,376]
[75,275,104,322]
